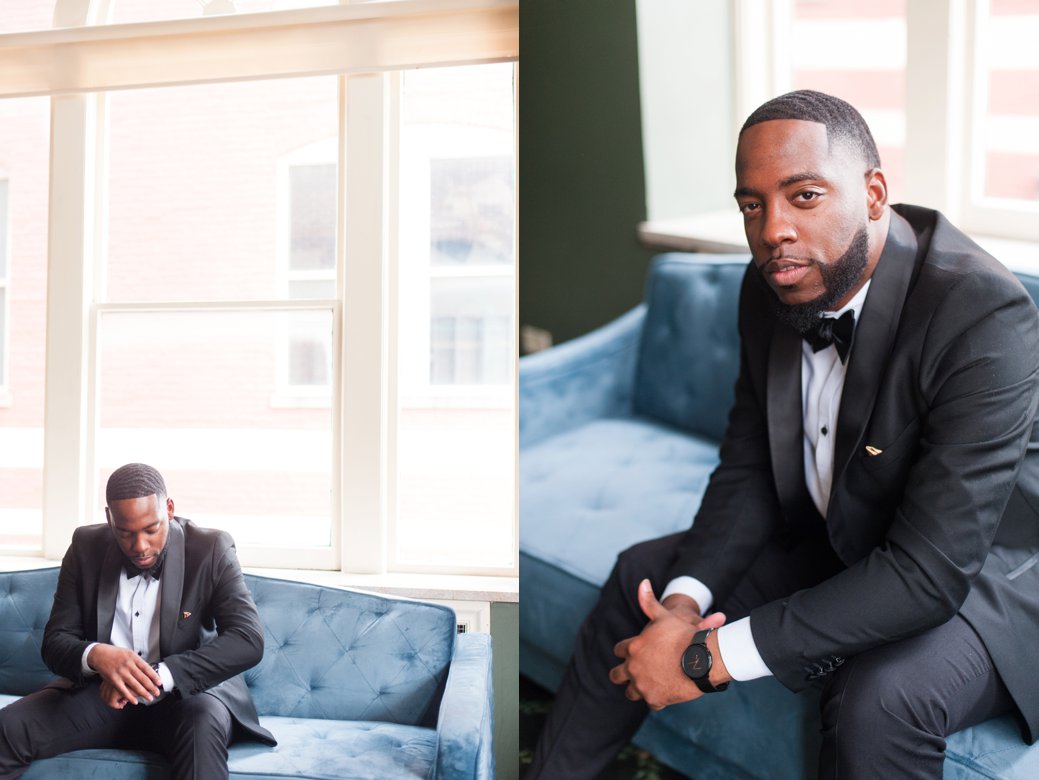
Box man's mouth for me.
[764,258,811,287]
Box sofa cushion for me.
[21,718,437,780]
[520,417,720,586]
[519,417,719,671]
[633,254,747,442]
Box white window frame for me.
[2,0,517,577]
[733,0,1039,243]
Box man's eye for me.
[797,191,820,202]
[739,202,759,214]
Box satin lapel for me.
[768,322,807,515]
[96,540,122,643]
[832,212,920,488]
[159,519,185,658]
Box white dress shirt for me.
[662,281,871,681]
[81,569,177,700]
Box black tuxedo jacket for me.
[667,205,1039,741]
[41,516,276,745]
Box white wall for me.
[635,0,737,221]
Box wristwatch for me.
[681,628,728,693]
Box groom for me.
[527,90,1039,779]
[0,462,275,779]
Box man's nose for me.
[131,535,148,552]
[761,205,797,248]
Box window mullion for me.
[903,0,969,216]
[42,93,99,557]
[340,72,391,574]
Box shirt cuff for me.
[157,661,176,693]
[716,617,772,682]
[81,642,99,676]
[661,576,713,614]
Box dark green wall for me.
[519,0,654,349]
[491,602,519,779]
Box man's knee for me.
[820,656,946,747]
[609,533,684,593]
[169,694,233,747]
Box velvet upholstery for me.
[519,252,1039,779]
[0,568,493,780]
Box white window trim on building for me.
[7,0,517,578]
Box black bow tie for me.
[804,309,856,364]
[122,547,167,580]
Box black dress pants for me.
[525,531,1015,780]
[0,678,234,780]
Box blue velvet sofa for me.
[519,252,1039,780]
[0,567,493,779]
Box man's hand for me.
[608,579,728,711]
[87,644,162,709]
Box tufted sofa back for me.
[0,569,456,729]
[0,568,58,695]
[633,254,748,442]
[242,575,456,726]
[632,255,1039,445]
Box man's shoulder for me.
[69,522,112,546]
[175,517,235,551]
[895,204,1021,289]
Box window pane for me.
[96,309,334,550]
[290,164,337,272]
[978,2,1039,203]
[0,96,49,552]
[105,77,337,303]
[430,156,513,266]
[394,63,516,571]
[790,0,906,196]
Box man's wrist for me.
[705,627,732,688]
[662,593,702,622]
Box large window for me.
[394,64,516,573]
[962,0,1039,239]
[0,96,49,552]
[0,0,518,577]
[736,0,1039,244]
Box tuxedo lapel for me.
[159,519,185,658]
[96,540,122,643]
[768,321,810,517]
[832,212,920,488]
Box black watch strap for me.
[682,628,729,694]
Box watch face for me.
[681,643,711,681]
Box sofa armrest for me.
[520,305,646,448]
[435,632,494,780]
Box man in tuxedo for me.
[527,90,1039,779]
[0,462,275,779]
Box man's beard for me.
[767,225,870,335]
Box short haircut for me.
[741,89,881,170]
[106,463,168,506]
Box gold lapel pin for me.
[182,611,192,619]
[865,446,883,456]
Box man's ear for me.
[866,168,888,220]
[105,507,112,527]
[166,497,175,520]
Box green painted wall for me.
[491,602,519,780]
[519,0,654,349]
